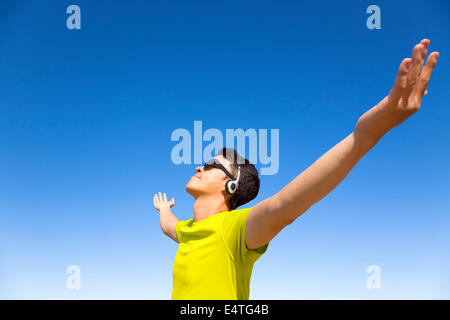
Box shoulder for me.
[176,218,194,228]
[221,207,269,263]
[222,207,251,221]
[175,218,194,241]
[221,207,252,232]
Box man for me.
[153,39,439,299]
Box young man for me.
[153,39,439,300]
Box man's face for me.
[185,155,234,198]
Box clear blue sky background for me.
[0,0,449,299]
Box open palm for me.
[355,39,439,142]
[153,192,175,211]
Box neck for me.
[193,195,229,223]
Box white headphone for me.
[225,166,241,195]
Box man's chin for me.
[185,184,199,198]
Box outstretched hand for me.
[355,39,439,145]
[153,192,175,211]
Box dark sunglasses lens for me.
[205,159,217,167]
[204,160,215,169]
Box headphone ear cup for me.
[226,180,237,194]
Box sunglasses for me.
[203,159,235,180]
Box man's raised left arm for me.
[245,39,439,250]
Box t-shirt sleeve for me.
[220,207,269,264]
[175,220,186,243]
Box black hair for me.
[216,148,260,211]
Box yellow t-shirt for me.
[172,207,269,300]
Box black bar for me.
[1,300,448,318]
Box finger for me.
[414,52,439,99]
[158,192,163,203]
[388,58,412,105]
[163,193,168,202]
[420,38,430,49]
[153,195,157,208]
[402,43,427,100]
[171,198,175,206]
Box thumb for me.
[171,198,175,206]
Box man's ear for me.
[222,183,229,196]
[222,183,231,201]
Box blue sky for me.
[0,0,449,299]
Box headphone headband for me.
[235,166,241,184]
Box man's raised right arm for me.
[154,192,179,243]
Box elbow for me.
[284,213,298,226]
[285,217,296,226]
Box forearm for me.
[159,207,179,236]
[272,130,377,224]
